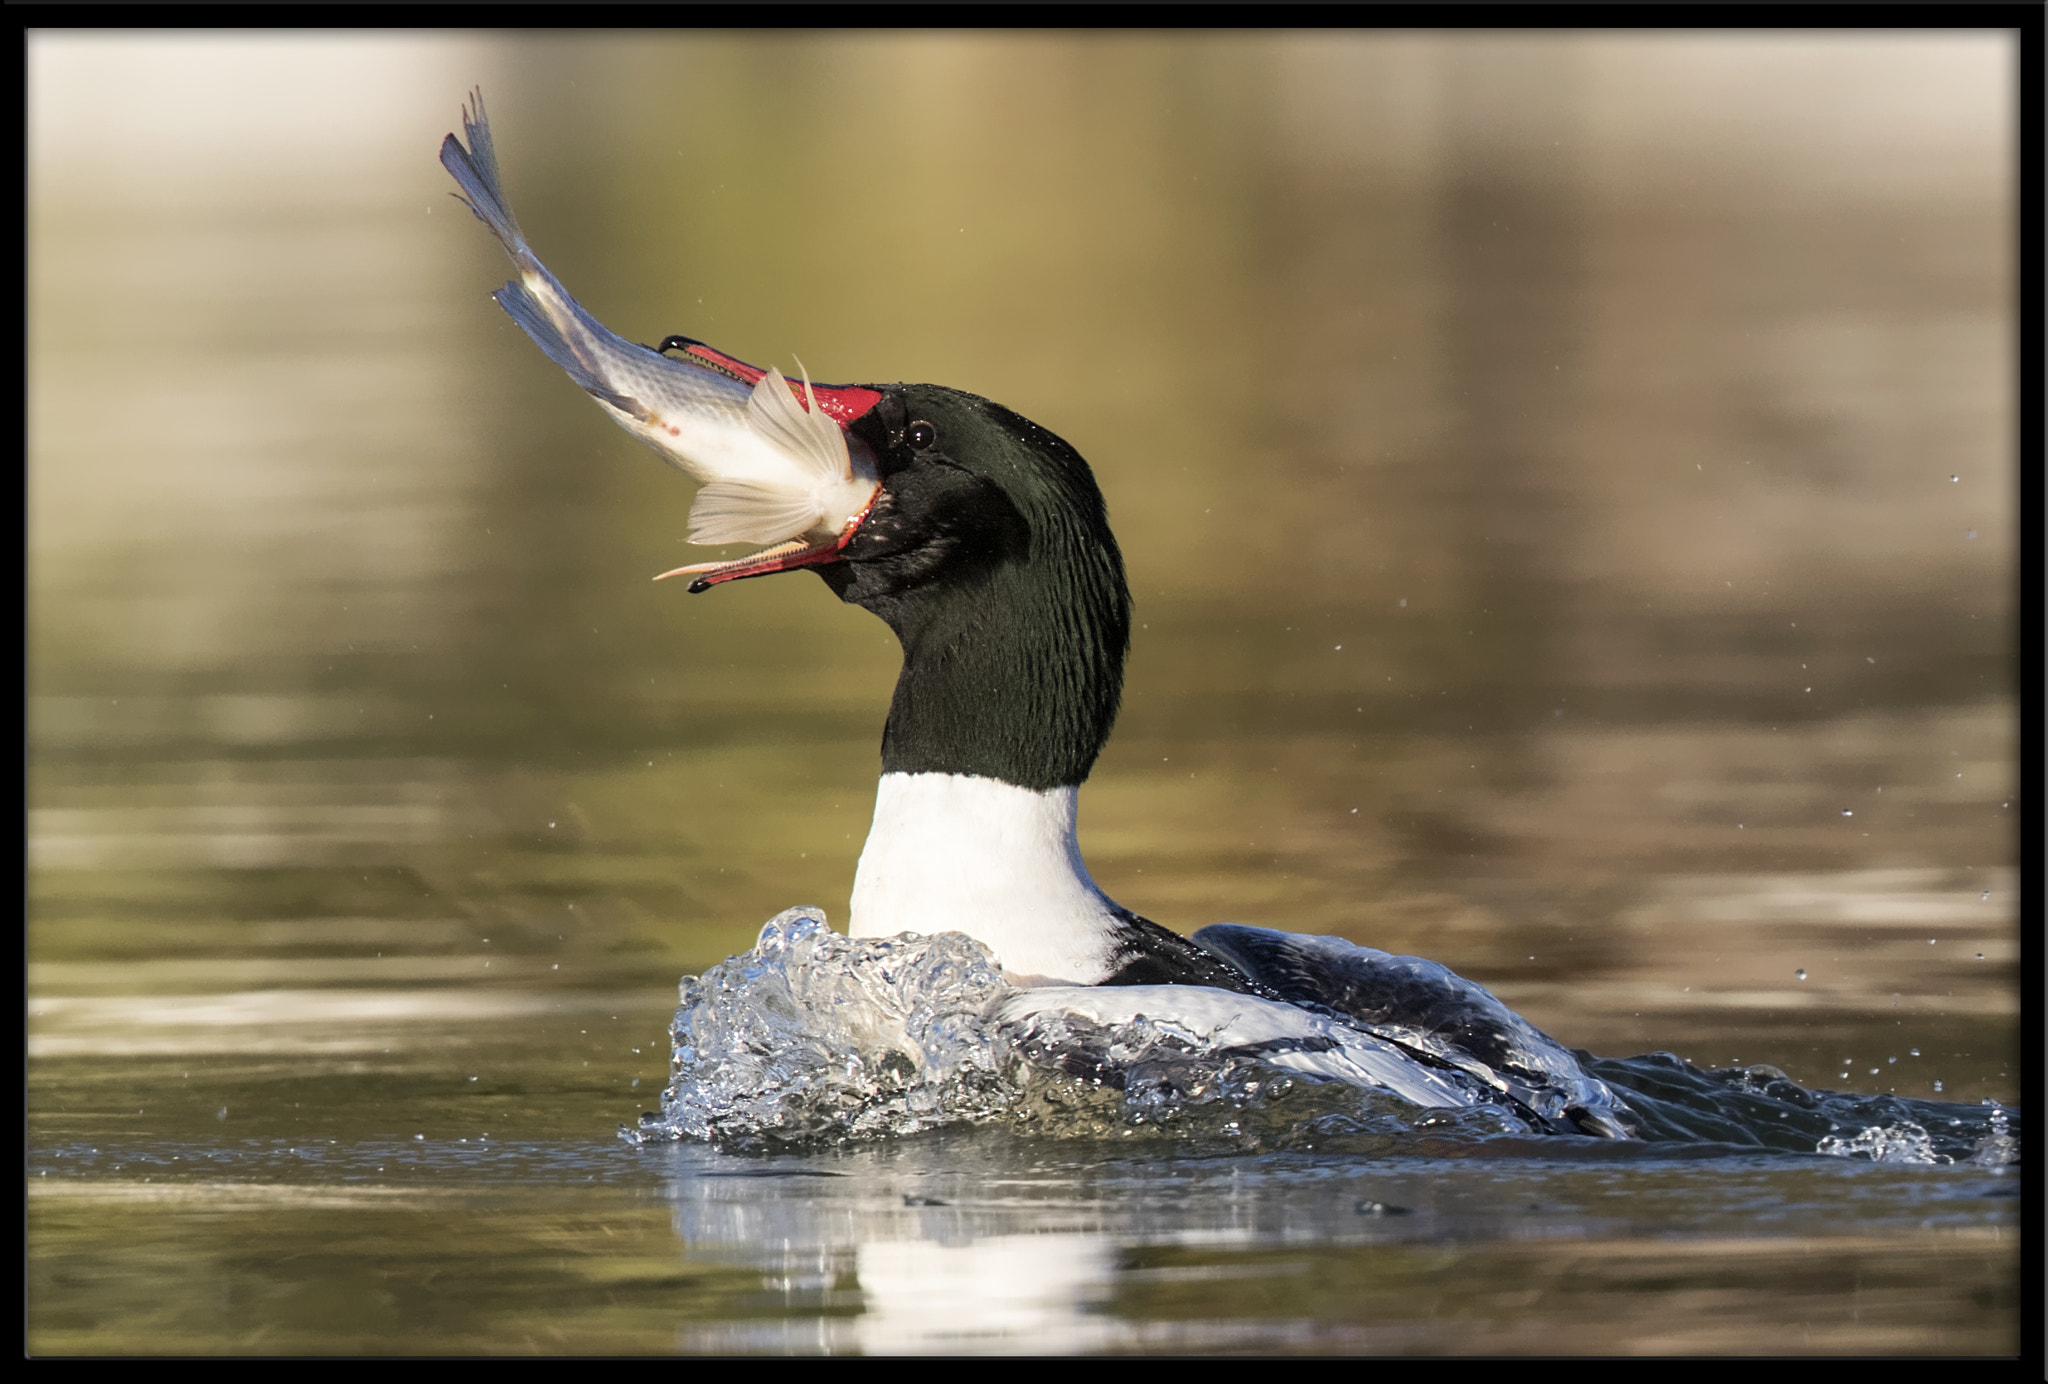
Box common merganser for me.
[441,93,1632,1139]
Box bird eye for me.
[907,421,938,451]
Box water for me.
[29,1130,2019,1355]
[29,35,2017,1354]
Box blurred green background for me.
[30,32,2015,1095]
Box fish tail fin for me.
[438,89,533,262]
[442,88,652,422]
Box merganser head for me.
[683,378,1132,792]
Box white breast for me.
[848,772,1121,984]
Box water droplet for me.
[414,1133,425,1141]
[1928,938,1937,945]
[1795,969,1807,980]
[1980,891,1990,901]
[1975,952,1985,961]
[1910,1048,1920,1057]
[1868,1068,1879,1076]
[1965,529,1977,540]
[1933,1081,1944,1092]
[1949,474,1959,482]
[1841,809,1853,817]
[1888,1056,1897,1065]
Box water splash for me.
[1811,1111,2017,1167]
[1969,1104,2018,1167]
[1586,1053,2020,1163]
[629,911,2020,1163]
[627,910,1531,1151]
[628,910,1015,1148]
[1817,1122,1946,1164]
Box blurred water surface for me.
[29,33,2017,1354]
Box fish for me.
[437,89,880,578]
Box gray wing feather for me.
[1193,924,1636,1138]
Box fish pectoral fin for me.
[746,364,851,483]
[687,479,826,547]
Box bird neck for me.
[873,531,1129,791]
[847,771,1122,984]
